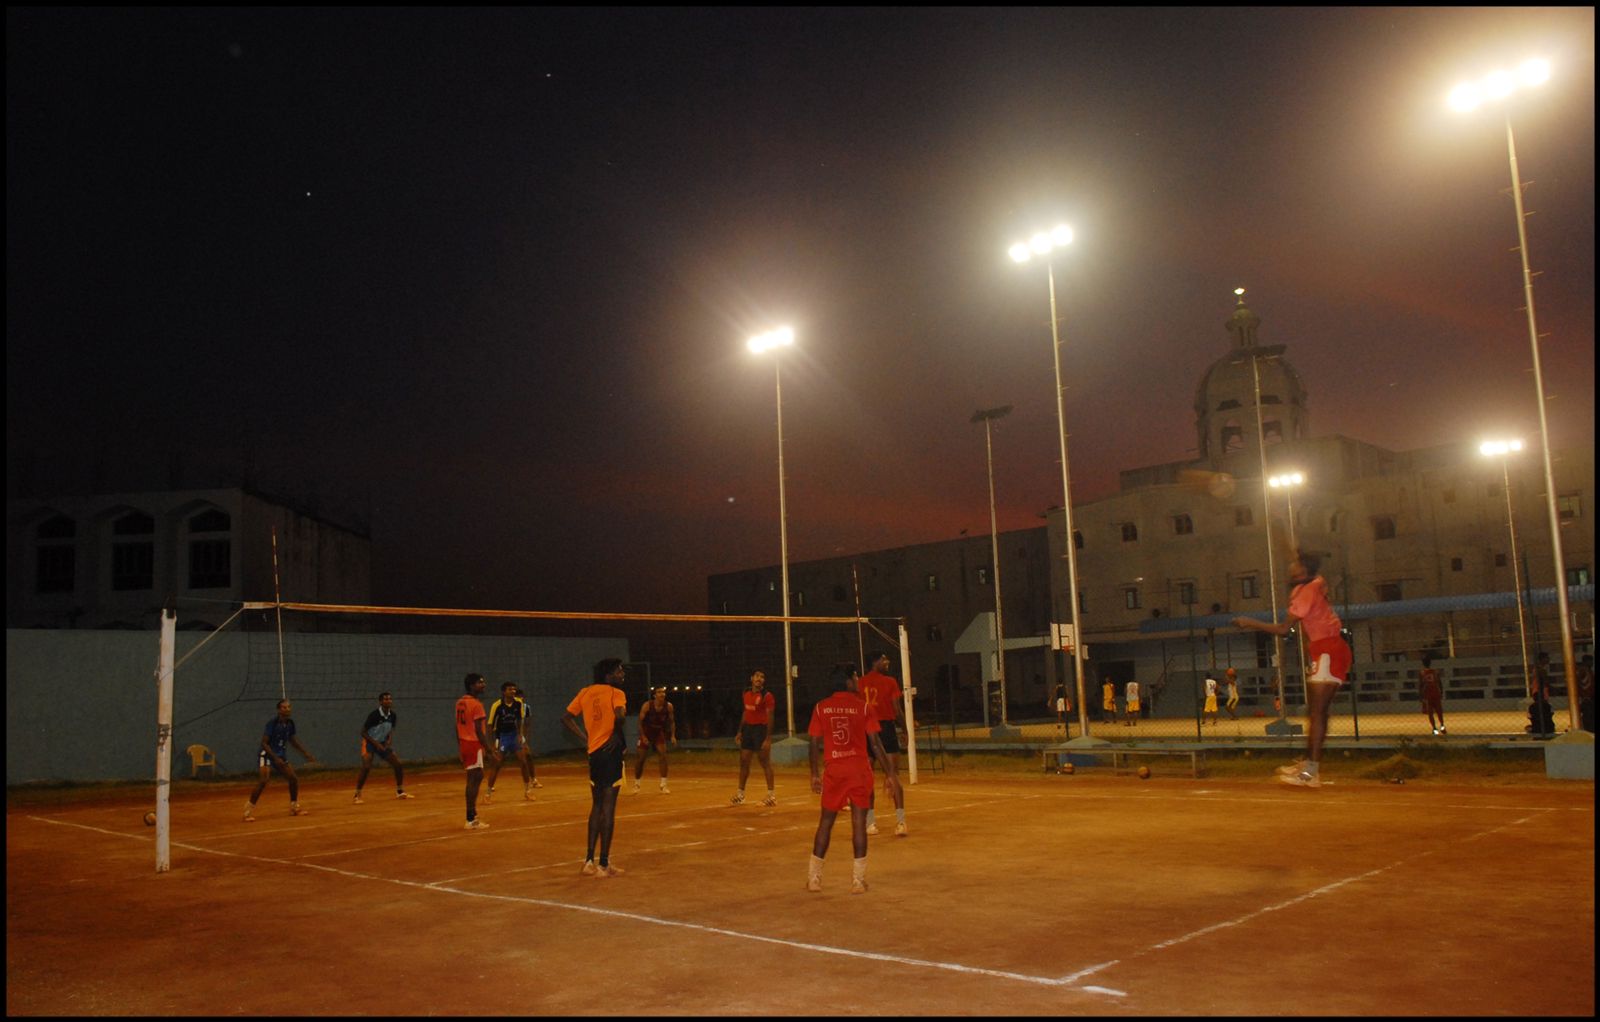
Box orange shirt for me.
[1289,576,1342,643]
[808,691,880,767]
[858,670,902,722]
[455,694,486,743]
[566,684,627,753]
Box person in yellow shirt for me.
[563,658,629,877]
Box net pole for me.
[851,563,866,672]
[899,620,918,786]
[271,527,287,701]
[154,602,176,873]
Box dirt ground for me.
[6,752,1594,1016]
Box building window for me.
[35,515,77,594]
[1178,581,1196,605]
[1376,582,1403,602]
[1123,587,1141,610]
[1450,557,1464,572]
[927,573,939,591]
[111,511,155,591]
[1234,507,1253,527]
[1173,514,1194,536]
[1222,424,1244,453]
[1072,530,1084,550]
[1120,522,1138,543]
[977,567,990,586]
[1495,552,1508,568]
[187,509,231,589]
[1262,420,1283,444]
[1568,566,1591,587]
[1557,493,1582,520]
[1261,394,1282,405]
[1217,399,1240,411]
[927,624,943,642]
[1240,575,1259,600]
[1372,516,1396,541]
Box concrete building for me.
[709,296,1594,721]
[7,486,371,630]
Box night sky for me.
[7,8,1594,614]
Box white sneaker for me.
[730,792,745,805]
[894,821,908,837]
[465,818,490,830]
[523,787,535,801]
[581,860,599,876]
[483,789,494,804]
[761,794,777,807]
[531,779,544,789]
[806,875,822,893]
[659,782,670,794]
[631,780,641,794]
[1438,726,1447,735]
[866,823,880,836]
[596,864,625,878]
[352,794,364,804]
[850,877,868,895]
[291,803,307,816]
[243,806,256,822]
[1275,760,1308,777]
[1278,770,1321,789]
[395,791,414,799]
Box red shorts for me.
[458,739,485,770]
[1307,636,1352,684]
[820,762,874,813]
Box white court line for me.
[24,814,1115,996]
[1052,807,1560,986]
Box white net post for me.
[899,621,918,786]
[154,603,175,873]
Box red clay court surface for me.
[6,762,1594,1016]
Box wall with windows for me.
[6,488,371,630]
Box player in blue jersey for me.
[353,692,412,802]
[245,699,315,821]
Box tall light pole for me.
[1269,471,1307,684]
[972,405,1013,731]
[1009,225,1093,741]
[1233,288,1292,733]
[1449,58,1580,726]
[1481,439,1534,695]
[748,326,798,738]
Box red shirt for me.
[807,691,881,768]
[741,689,775,725]
[1289,576,1342,643]
[455,695,486,743]
[858,670,902,722]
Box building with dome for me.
[709,295,1593,725]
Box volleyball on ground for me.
[1137,766,1151,779]
[143,811,156,826]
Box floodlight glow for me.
[1234,287,1246,297]
[747,326,796,354]
[1030,232,1052,255]
[1518,59,1550,86]
[1483,70,1515,99]
[1008,242,1032,263]
[1050,224,1074,247]
[1448,83,1480,112]
[1480,438,1524,457]
[1268,472,1305,489]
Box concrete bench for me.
[1044,745,1209,779]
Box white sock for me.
[808,854,825,883]
[852,858,867,884]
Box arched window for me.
[188,507,231,589]
[111,512,155,591]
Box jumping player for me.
[632,686,676,794]
[858,651,907,837]
[731,669,776,806]
[485,682,535,802]
[245,699,315,821]
[1202,674,1220,726]
[353,692,411,802]
[806,663,890,894]
[1235,552,1349,788]
[563,658,629,877]
[456,673,499,829]
[1418,653,1446,736]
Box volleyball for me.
[1137,766,1151,780]
[143,811,156,826]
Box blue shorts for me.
[496,733,522,756]
[258,749,289,772]
[361,739,395,762]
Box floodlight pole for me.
[973,405,1013,730]
[1047,259,1091,740]
[1249,349,1289,732]
[774,359,796,738]
[1496,452,1534,696]
[1503,115,1579,724]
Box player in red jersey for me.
[632,686,676,794]
[731,669,777,806]
[1235,552,1350,789]
[807,663,889,894]
[455,673,500,829]
[857,651,907,836]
